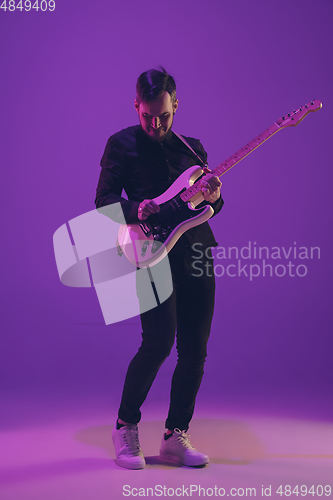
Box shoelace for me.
[174,428,196,449]
[121,426,141,454]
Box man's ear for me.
[134,100,139,114]
[173,99,179,115]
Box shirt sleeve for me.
[210,195,224,216]
[95,137,140,224]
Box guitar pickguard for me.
[140,189,207,248]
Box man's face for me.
[135,91,178,142]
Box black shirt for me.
[95,125,223,253]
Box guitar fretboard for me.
[180,122,281,203]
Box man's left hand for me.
[200,172,222,203]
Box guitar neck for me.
[180,99,322,205]
[180,121,281,204]
[212,121,281,178]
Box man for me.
[95,68,223,469]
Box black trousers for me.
[118,250,215,431]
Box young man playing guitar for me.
[95,67,223,469]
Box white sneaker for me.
[112,423,145,469]
[159,428,209,466]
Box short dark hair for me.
[136,67,177,105]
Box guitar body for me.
[118,166,214,268]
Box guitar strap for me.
[173,131,209,169]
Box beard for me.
[139,114,174,143]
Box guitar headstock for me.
[277,99,322,128]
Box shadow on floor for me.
[73,418,265,468]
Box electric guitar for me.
[118,100,322,268]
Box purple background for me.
[1,0,332,428]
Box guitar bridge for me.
[139,222,152,237]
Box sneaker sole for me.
[115,456,146,470]
[159,451,209,467]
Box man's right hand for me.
[138,199,160,220]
